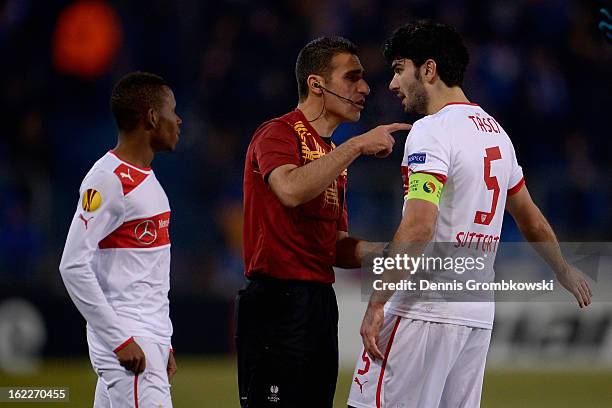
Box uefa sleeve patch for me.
[82,189,102,212]
[407,153,427,165]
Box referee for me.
[237,36,410,407]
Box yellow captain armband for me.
[405,172,444,207]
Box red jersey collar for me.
[294,109,333,147]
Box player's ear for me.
[423,59,437,83]
[308,75,324,95]
[146,108,158,130]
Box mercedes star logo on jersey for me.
[134,220,158,245]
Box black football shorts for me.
[236,275,339,408]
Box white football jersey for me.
[388,103,524,329]
[60,151,173,351]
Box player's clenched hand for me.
[556,264,593,308]
[115,341,146,374]
[360,301,385,361]
[356,123,412,158]
[167,350,177,381]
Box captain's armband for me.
[405,172,444,207]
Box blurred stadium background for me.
[0,0,611,406]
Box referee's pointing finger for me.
[386,123,412,133]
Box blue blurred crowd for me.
[0,0,610,297]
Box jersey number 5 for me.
[474,146,502,225]
[357,349,370,375]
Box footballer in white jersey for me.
[60,72,181,408]
[349,21,591,408]
[385,101,524,330]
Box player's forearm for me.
[60,259,130,349]
[356,240,387,263]
[370,221,433,303]
[517,210,568,275]
[283,138,362,206]
[335,236,387,268]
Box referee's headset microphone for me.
[313,82,362,107]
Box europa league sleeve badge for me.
[82,189,102,212]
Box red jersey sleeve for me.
[253,121,301,180]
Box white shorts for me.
[87,331,173,408]
[347,314,491,408]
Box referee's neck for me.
[296,103,340,138]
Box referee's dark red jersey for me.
[243,108,348,283]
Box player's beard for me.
[404,71,429,115]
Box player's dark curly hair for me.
[383,20,469,87]
[295,36,357,102]
[111,72,169,132]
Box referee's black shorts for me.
[236,275,339,408]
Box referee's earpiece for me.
[311,82,359,106]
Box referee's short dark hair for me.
[383,20,469,87]
[111,72,169,131]
[295,36,357,102]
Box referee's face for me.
[323,52,369,123]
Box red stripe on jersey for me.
[99,212,171,249]
[114,163,149,196]
[376,316,401,408]
[134,374,139,408]
[508,177,525,196]
[113,336,134,353]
